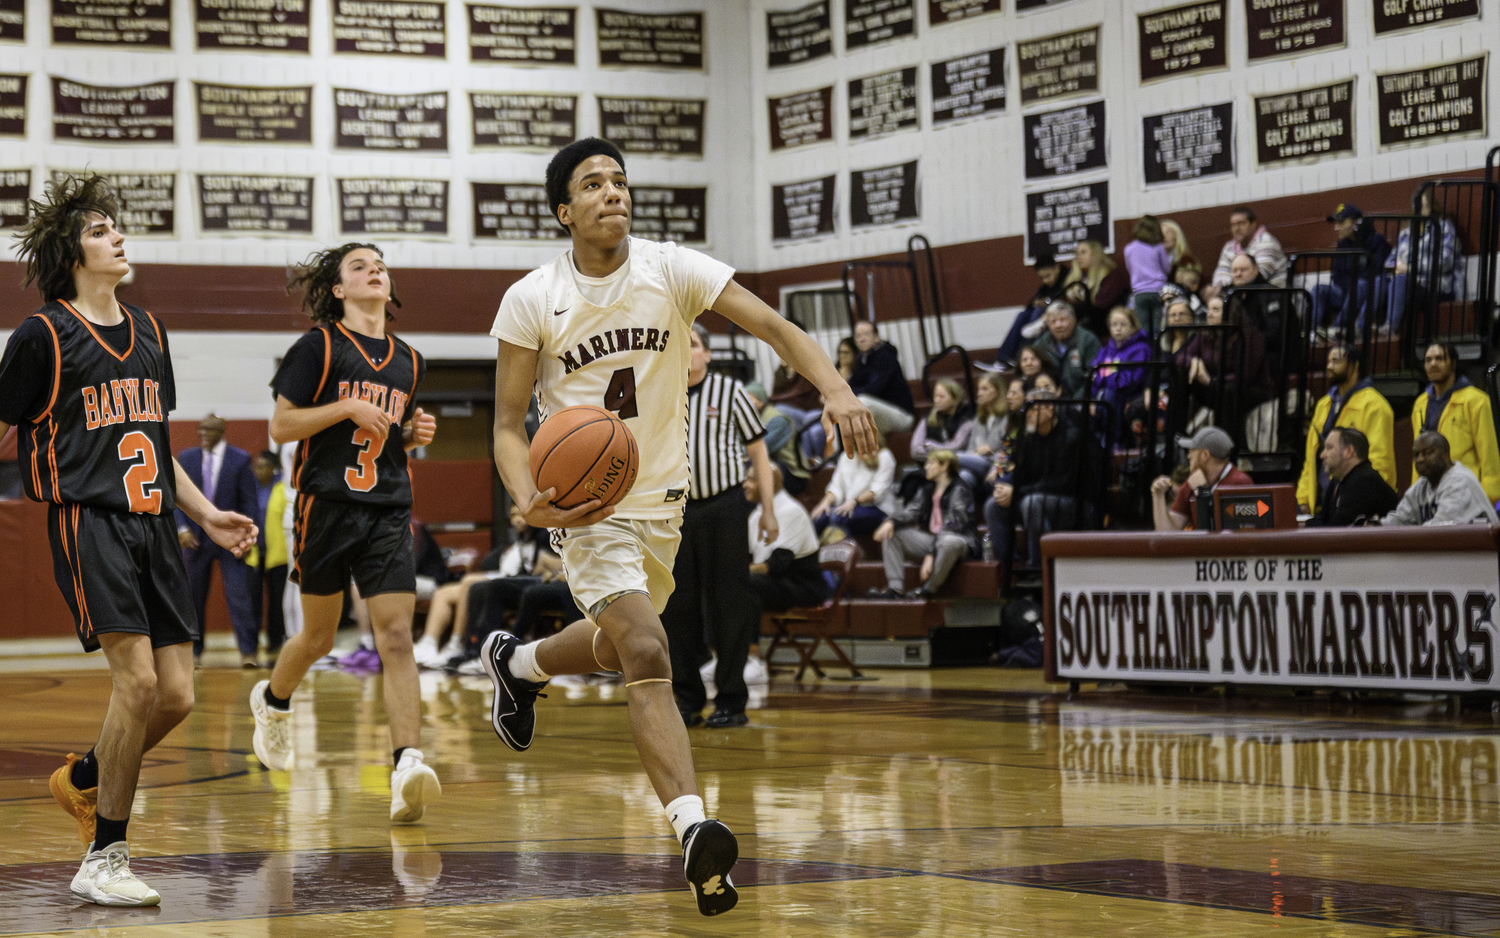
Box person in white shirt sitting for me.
[746,466,830,613]
[810,440,897,540]
[1382,431,1500,527]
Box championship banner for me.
[595,8,704,70]
[470,92,575,149]
[851,160,918,229]
[766,1,831,68]
[928,0,999,25]
[845,0,915,50]
[1023,100,1106,179]
[195,0,309,52]
[1376,56,1486,149]
[467,5,575,64]
[1246,0,1343,60]
[198,174,313,234]
[0,74,24,136]
[772,174,836,242]
[0,169,29,229]
[333,0,445,57]
[768,87,833,151]
[334,89,447,151]
[1137,0,1226,83]
[848,67,918,140]
[195,83,312,143]
[337,178,448,235]
[1024,180,1109,262]
[472,182,568,240]
[1373,0,1477,34]
[931,48,1005,126]
[0,0,23,41]
[597,97,704,156]
[630,186,706,244]
[1049,551,1500,693]
[52,0,169,46]
[1018,26,1099,106]
[1142,102,1234,184]
[52,78,174,144]
[1253,79,1354,166]
[53,170,175,235]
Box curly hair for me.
[546,137,626,232]
[11,173,121,302]
[286,242,400,324]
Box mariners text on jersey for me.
[560,327,672,375]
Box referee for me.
[663,323,779,728]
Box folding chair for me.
[763,540,864,680]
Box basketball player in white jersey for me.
[485,138,877,915]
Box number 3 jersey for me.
[271,323,425,507]
[0,300,176,515]
[491,237,734,520]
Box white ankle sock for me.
[508,640,550,683]
[665,794,706,842]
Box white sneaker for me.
[743,655,769,686]
[249,680,294,771]
[412,637,442,669]
[390,749,442,823]
[455,657,485,675]
[698,656,717,684]
[71,841,160,907]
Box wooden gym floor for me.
[1,653,1498,937]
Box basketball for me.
[529,405,639,510]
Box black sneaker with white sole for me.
[480,631,547,751]
[681,819,739,916]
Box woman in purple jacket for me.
[1091,306,1152,438]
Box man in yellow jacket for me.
[1297,343,1395,514]
[246,450,290,667]
[1412,342,1500,504]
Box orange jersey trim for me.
[336,322,394,373]
[58,300,136,364]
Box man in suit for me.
[177,414,260,666]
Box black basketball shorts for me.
[291,495,415,598]
[47,503,198,653]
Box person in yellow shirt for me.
[1297,342,1395,514]
[1411,342,1500,504]
[246,450,289,667]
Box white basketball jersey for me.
[491,237,734,519]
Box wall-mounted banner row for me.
[595,9,703,69]
[470,92,576,149]
[1017,26,1099,106]
[765,0,1006,68]
[52,78,174,142]
[43,170,176,235]
[1137,1,1224,83]
[848,67,918,140]
[339,178,448,234]
[1142,101,1234,184]
[768,87,833,150]
[767,1,833,68]
[598,97,704,155]
[1252,79,1355,165]
[199,174,313,233]
[1024,100,1105,179]
[772,174,836,242]
[1025,180,1110,263]
[772,161,917,242]
[467,5,574,63]
[196,83,312,143]
[932,47,1005,124]
[473,182,704,241]
[1375,55,1487,148]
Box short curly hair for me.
[11,173,121,302]
[546,137,626,232]
[286,243,400,325]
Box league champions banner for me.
[0,168,29,229]
[1048,550,1500,693]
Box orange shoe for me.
[49,753,98,847]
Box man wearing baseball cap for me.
[1149,426,1253,531]
[1312,203,1392,330]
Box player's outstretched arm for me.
[711,280,877,459]
[493,339,615,530]
[172,457,258,556]
[268,393,391,446]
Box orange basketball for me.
[529,405,639,510]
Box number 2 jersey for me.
[271,323,425,507]
[490,237,734,519]
[0,300,176,515]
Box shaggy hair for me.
[12,173,121,302]
[286,243,400,324]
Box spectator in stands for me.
[964,372,1010,481]
[988,388,1085,567]
[1017,344,1057,386]
[834,337,856,382]
[1163,255,1206,319]
[1124,215,1173,331]
[247,451,288,667]
[1206,205,1288,299]
[871,449,978,599]
[811,439,897,541]
[1092,306,1151,428]
[1161,219,1191,266]
[1158,298,1196,357]
[770,356,822,415]
[1296,342,1396,516]
[996,254,1068,364]
[911,377,974,462]
[745,382,810,496]
[745,465,828,613]
[1308,427,1399,527]
[1311,204,1393,330]
[1038,301,1101,399]
[1385,187,1463,335]
[1150,426,1252,530]
[1225,251,1293,374]
[1061,240,1128,336]
[1182,295,1275,449]
[1383,432,1499,526]
[849,320,915,435]
[1412,342,1500,503]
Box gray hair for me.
[1045,300,1076,320]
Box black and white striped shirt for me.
[686,372,766,500]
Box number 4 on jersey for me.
[604,367,638,419]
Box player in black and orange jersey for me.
[0,174,258,906]
[249,242,442,823]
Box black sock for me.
[93,814,129,851]
[70,749,99,790]
[393,747,408,766]
[265,686,292,711]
